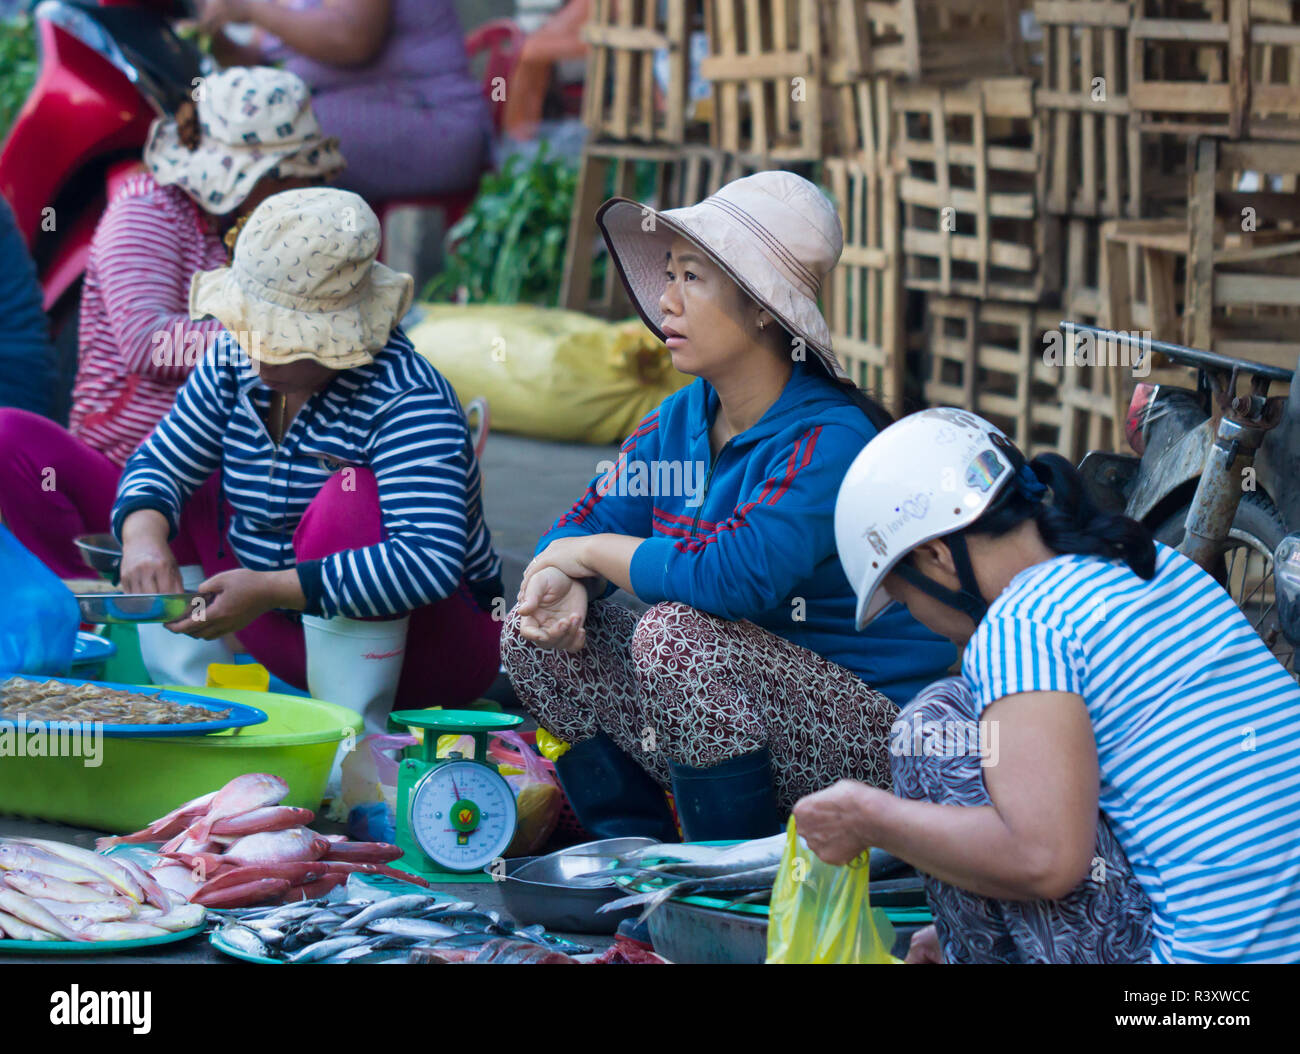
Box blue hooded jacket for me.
[537,365,956,704]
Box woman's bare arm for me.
[200,0,394,68]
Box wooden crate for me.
[559,144,784,318]
[921,297,1068,456]
[822,156,905,413]
[581,0,706,144]
[894,76,1059,302]
[821,3,895,165]
[1186,137,1300,367]
[1100,142,1300,377]
[701,0,825,161]
[1129,0,1300,139]
[1035,0,1139,216]
[560,143,683,318]
[844,0,1026,82]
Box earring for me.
[757,318,766,330]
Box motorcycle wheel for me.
[1154,491,1295,676]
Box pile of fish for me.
[590,834,788,922]
[216,892,593,964]
[0,676,230,724]
[94,773,429,907]
[0,837,204,942]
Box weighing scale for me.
[389,709,524,884]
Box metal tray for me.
[496,837,658,934]
[0,676,267,737]
[74,592,202,624]
[74,533,122,579]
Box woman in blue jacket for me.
[503,172,955,841]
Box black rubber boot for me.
[668,748,782,842]
[553,731,679,842]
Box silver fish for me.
[597,864,781,922]
[219,924,272,959]
[285,934,371,964]
[364,917,458,941]
[337,894,437,932]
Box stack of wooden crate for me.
[557,0,1300,460]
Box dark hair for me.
[796,355,894,433]
[970,449,1157,580]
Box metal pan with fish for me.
[0,676,267,737]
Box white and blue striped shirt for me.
[964,542,1300,964]
[112,328,501,619]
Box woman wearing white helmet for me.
[796,407,1300,964]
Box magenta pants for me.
[0,408,501,707]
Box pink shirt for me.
[69,173,228,467]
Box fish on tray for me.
[597,865,782,922]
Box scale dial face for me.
[408,760,517,872]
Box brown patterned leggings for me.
[500,599,899,812]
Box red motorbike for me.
[0,0,204,422]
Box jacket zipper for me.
[689,439,729,541]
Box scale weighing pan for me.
[0,676,267,737]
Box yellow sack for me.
[406,303,691,445]
[766,817,898,964]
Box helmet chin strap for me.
[893,532,989,626]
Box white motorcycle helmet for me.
[835,408,1045,629]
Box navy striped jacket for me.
[112,328,502,619]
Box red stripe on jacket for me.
[673,427,822,553]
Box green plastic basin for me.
[0,687,357,833]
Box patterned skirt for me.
[501,599,900,811]
[891,677,1154,964]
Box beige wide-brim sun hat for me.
[145,66,345,216]
[596,170,849,383]
[190,187,414,368]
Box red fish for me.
[192,878,291,908]
[321,841,403,864]
[185,774,288,843]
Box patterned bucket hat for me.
[189,187,414,368]
[596,170,849,383]
[144,66,345,216]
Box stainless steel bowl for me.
[497,836,659,934]
[74,592,202,624]
[74,533,123,579]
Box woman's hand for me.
[791,779,884,866]
[166,568,299,639]
[521,536,601,587]
[119,509,183,595]
[517,566,589,652]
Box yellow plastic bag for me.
[766,817,898,964]
[406,303,691,444]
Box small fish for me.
[76,921,170,941]
[364,917,458,941]
[13,839,143,902]
[0,888,86,940]
[36,898,134,923]
[597,864,781,922]
[2,869,108,903]
[143,903,205,932]
[219,924,272,959]
[285,934,371,964]
[337,894,437,932]
[0,844,104,885]
[186,774,289,843]
[471,938,579,964]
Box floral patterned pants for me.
[891,677,1154,964]
[500,600,900,812]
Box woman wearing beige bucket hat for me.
[502,171,956,844]
[107,187,504,734]
[0,67,343,597]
